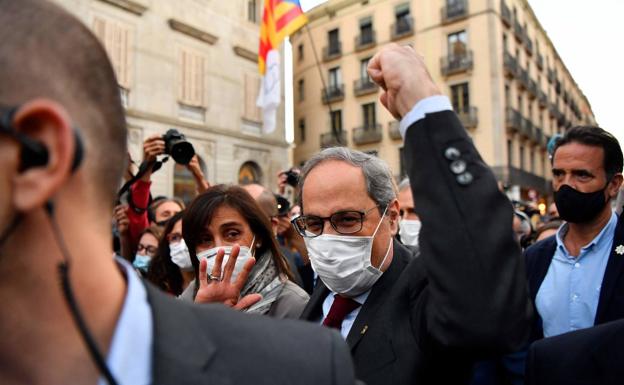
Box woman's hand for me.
[194,244,262,310]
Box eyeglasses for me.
[292,206,380,238]
[137,243,158,256]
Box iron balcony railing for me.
[353,77,379,96]
[527,79,538,99]
[321,84,345,104]
[353,124,382,145]
[354,30,376,51]
[320,130,347,148]
[457,106,478,128]
[390,16,414,40]
[504,51,518,77]
[536,54,544,70]
[501,0,512,27]
[388,121,402,140]
[322,42,342,61]
[538,90,547,108]
[506,107,521,132]
[441,50,474,76]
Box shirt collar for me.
[99,258,153,385]
[556,211,618,257]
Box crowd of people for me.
[1,1,623,385]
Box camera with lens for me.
[162,129,195,165]
[284,168,300,187]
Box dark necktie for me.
[322,295,361,329]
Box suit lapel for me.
[595,214,624,324]
[144,282,224,385]
[346,241,409,350]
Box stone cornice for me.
[233,46,257,63]
[168,19,218,45]
[96,0,147,15]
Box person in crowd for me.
[396,177,421,255]
[513,209,534,250]
[546,202,559,221]
[146,211,194,296]
[0,1,356,383]
[242,183,303,286]
[290,44,532,385]
[133,225,162,276]
[147,196,185,227]
[533,220,562,243]
[525,126,624,342]
[182,185,309,319]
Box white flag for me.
[256,49,280,134]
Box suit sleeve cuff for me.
[398,95,453,138]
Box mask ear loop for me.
[371,205,389,238]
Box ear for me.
[11,99,75,212]
[387,199,400,234]
[608,174,623,199]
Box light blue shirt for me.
[536,212,617,337]
[399,94,453,138]
[98,258,153,385]
[321,291,371,339]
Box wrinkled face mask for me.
[196,237,256,282]
[170,239,193,272]
[133,254,151,272]
[398,219,421,247]
[304,206,392,297]
[554,183,609,223]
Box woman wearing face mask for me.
[146,211,194,296]
[132,225,162,275]
[180,184,309,319]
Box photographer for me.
[126,133,208,253]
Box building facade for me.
[51,0,288,201]
[291,0,595,202]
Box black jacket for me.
[301,111,532,385]
[144,282,356,385]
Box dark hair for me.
[0,0,126,206]
[148,197,185,223]
[146,211,185,295]
[552,126,623,180]
[183,184,294,289]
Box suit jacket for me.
[526,318,624,385]
[143,282,356,385]
[525,214,624,340]
[300,111,532,385]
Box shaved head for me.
[0,0,127,207]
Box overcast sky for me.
[288,0,623,145]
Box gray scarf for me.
[241,250,286,315]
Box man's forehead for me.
[553,142,604,169]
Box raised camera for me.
[162,129,195,165]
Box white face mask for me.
[304,206,392,297]
[195,237,255,282]
[170,239,193,272]
[398,219,421,247]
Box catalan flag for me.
[256,0,307,133]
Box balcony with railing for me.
[518,67,529,89]
[536,54,544,70]
[527,79,538,99]
[513,19,524,42]
[520,116,534,138]
[320,130,347,148]
[534,127,545,147]
[523,33,533,55]
[457,106,479,129]
[562,90,569,104]
[322,42,342,62]
[547,68,555,83]
[504,51,518,77]
[441,50,473,76]
[321,84,345,104]
[538,89,547,108]
[441,0,468,24]
[353,77,379,97]
[492,166,550,194]
[390,16,414,40]
[388,121,402,140]
[501,0,511,27]
[506,107,521,133]
[353,124,382,145]
[555,79,562,94]
[354,30,376,51]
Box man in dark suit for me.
[0,1,355,384]
[293,45,532,385]
[525,126,624,341]
[526,318,624,385]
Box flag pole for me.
[304,24,343,145]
